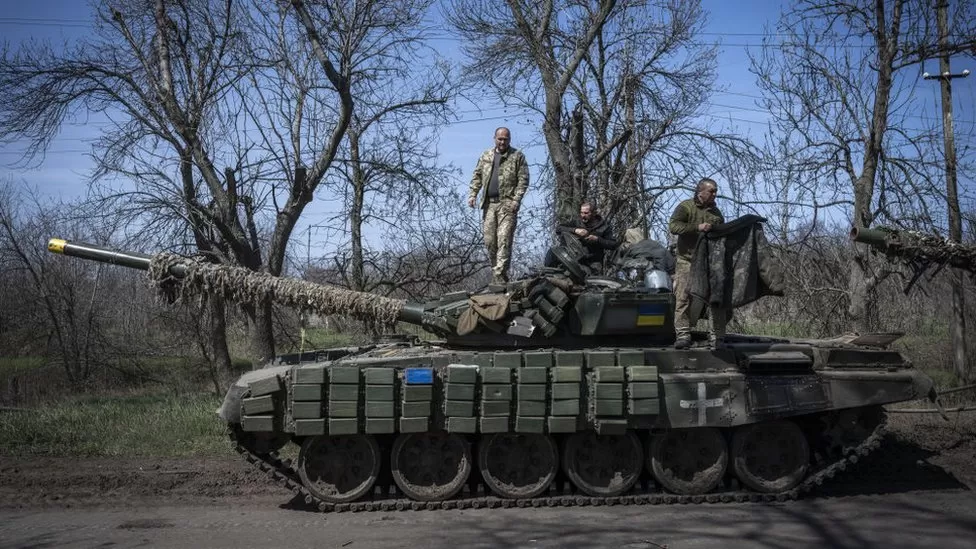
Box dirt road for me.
[1,414,974,548]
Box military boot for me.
[674,334,692,350]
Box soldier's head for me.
[695,178,718,207]
[494,127,511,153]
[579,202,595,222]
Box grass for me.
[0,356,44,376]
[0,392,232,458]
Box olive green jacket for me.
[468,147,530,210]
[668,198,724,260]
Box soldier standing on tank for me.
[467,127,530,284]
[668,178,725,349]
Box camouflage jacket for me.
[668,198,724,260]
[468,147,530,209]
[687,214,785,322]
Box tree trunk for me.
[206,296,235,392]
[349,126,366,292]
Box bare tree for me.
[448,0,757,236]
[751,0,976,333]
[0,0,457,368]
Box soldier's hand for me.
[585,235,597,242]
[574,228,588,237]
[468,197,476,208]
[698,223,712,232]
[505,200,519,215]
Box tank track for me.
[230,413,886,513]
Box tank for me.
[47,237,934,510]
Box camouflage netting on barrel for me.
[147,252,405,327]
[854,227,976,290]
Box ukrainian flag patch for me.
[636,304,666,327]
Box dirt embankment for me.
[1,413,973,510]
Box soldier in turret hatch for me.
[668,178,725,349]
[467,127,530,284]
[556,202,618,275]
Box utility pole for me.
[924,0,972,382]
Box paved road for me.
[2,489,975,549]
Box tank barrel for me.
[48,239,187,277]
[849,227,890,250]
[46,238,439,331]
[850,226,976,274]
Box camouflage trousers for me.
[482,200,518,281]
[673,257,727,339]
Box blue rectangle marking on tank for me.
[404,368,434,385]
[636,304,666,327]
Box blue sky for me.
[1,1,973,257]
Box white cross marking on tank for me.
[679,382,725,426]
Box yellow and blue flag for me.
[636,304,667,327]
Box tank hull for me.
[224,334,931,510]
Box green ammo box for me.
[618,351,645,366]
[479,417,510,433]
[328,367,360,384]
[327,418,359,435]
[480,401,511,416]
[444,400,474,417]
[482,385,513,401]
[628,399,661,415]
[492,352,522,368]
[242,415,275,432]
[595,383,623,400]
[518,368,548,384]
[595,400,624,416]
[547,417,577,433]
[515,416,545,433]
[366,402,394,418]
[293,365,326,384]
[366,385,394,401]
[552,367,582,383]
[445,384,475,401]
[328,401,359,418]
[595,367,625,383]
[365,368,395,385]
[329,384,360,402]
[402,385,433,402]
[550,399,580,416]
[627,366,659,381]
[366,418,395,434]
[551,383,581,400]
[446,365,479,384]
[517,400,546,416]
[291,401,322,419]
[481,367,513,384]
[248,375,282,397]
[446,417,477,433]
[587,351,616,367]
[399,417,429,433]
[523,352,553,368]
[242,395,275,415]
[629,382,659,399]
[294,419,326,436]
[401,401,431,417]
[554,351,583,367]
[517,384,547,401]
[292,384,324,401]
